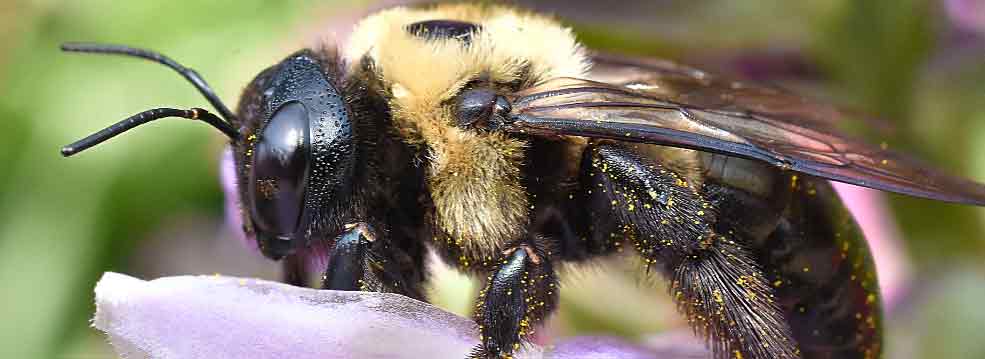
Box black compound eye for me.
[248,101,310,238]
[245,50,356,260]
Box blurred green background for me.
[1,1,984,358]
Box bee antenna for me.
[60,107,238,157]
[61,42,239,122]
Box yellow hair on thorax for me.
[343,4,590,260]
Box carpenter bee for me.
[61,3,985,359]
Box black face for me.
[241,51,356,259]
[58,43,403,264]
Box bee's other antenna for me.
[61,108,239,157]
[60,42,238,123]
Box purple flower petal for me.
[643,331,712,358]
[553,335,709,359]
[93,272,710,358]
[93,272,480,359]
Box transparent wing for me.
[588,53,895,133]
[506,67,985,206]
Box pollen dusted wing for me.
[506,68,985,206]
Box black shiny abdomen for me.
[706,168,882,359]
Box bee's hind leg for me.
[321,222,426,300]
[582,142,800,359]
[470,237,559,359]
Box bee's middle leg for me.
[473,237,558,358]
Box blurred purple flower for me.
[832,182,911,312]
[946,0,985,35]
[221,148,256,252]
[92,272,709,358]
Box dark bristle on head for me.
[59,42,240,156]
[405,20,481,44]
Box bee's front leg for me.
[281,254,309,287]
[471,237,559,359]
[321,222,425,300]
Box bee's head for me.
[59,44,360,260]
[234,50,358,259]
